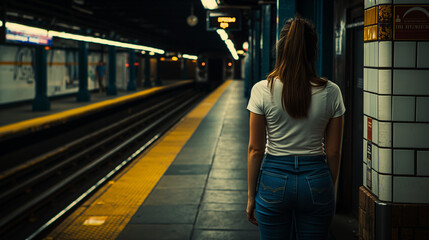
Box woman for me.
[246,17,345,239]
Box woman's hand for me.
[246,197,258,226]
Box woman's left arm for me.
[246,112,266,225]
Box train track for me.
[0,83,204,239]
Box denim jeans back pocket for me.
[257,170,287,204]
[306,171,334,205]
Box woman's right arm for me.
[325,115,344,186]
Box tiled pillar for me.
[360,0,429,239]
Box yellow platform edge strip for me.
[45,80,232,240]
[0,80,193,139]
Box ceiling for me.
[2,0,261,56]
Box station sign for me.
[6,28,53,46]
[207,11,241,31]
[394,5,429,40]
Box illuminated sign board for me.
[207,11,241,31]
[4,23,52,46]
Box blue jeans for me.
[255,154,335,240]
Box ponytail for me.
[266,17,326,119]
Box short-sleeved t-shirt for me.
[247,78,345,156]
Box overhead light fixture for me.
[48,30,165,54]
[216,29,239,61]
[149,52,155,55]
[0,20,165,54]
[182,54,198,60]
[237,50,244,55]
[216,29,228,41]
[201,0,218,10]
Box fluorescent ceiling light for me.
[201,0,218,10]
[0,20,164,54]
[216,29,228,41]
[48,30,164,54]
[225,39,239,60]
[215,28,239,60]
[182,54,198,60]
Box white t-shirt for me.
[247,78,345,156]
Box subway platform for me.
[4,80,357,239]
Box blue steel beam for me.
[277,0,295,41]
[77,41,91,102]
[144,54,152,88]
[182,58,187,80]
[33,45,50,111]
[127,49,137,91]
[261,4,272,81]
[107,46,117,95]
[252,10,261,86]
[155,55,162,86]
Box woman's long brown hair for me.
[266,17,327,119]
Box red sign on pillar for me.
[394,5,429,40]
[367,118,373,142]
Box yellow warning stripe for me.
[45,80,232,240]
[0,80,193,139]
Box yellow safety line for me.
[44,80,232,240]
[0,80,193,139]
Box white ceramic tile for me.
[379,174,392,201]
[416,97,429,122]
[379,148,392,174]
[364,116,368,139]
[373,118,379,145]
[372,169,379,196]
[393,149,414,175]
[373,42,379,68]
[393,176,429,203]
[417,151,429,176]
[367,68,378,93]
[364,43,370,67]
[393,70,429,95]
[394,0,429,3]
[378,96,392,121]
[364,92,370,116]
[378,70,392,94]
[363,163,368,187]
[369,42,379,67]
[394,42,416,68]
[417,42,429,68]
[378,121,391,148]
[364,68,369,91]
[373,144,379,171]
[394,123,429,148]
[370,93,378,119]
[379,41,392,67]
[392,96,415,121]
[363,139,368,164]
[378,0,392,3]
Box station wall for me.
[0,44,128,105]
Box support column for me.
[76,41,90,102]
[181,58,187,80]
[107,46,117,95]
[261,4,272,80]
[127,49,136,91]
[277,0,295,41]
[143,53,152,88]
[360,2,429,239]
[252,10,261,86]
[244,19,253,98]
[155,55,162,86]
[33,46,50,111]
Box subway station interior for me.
[0,0,428,239]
